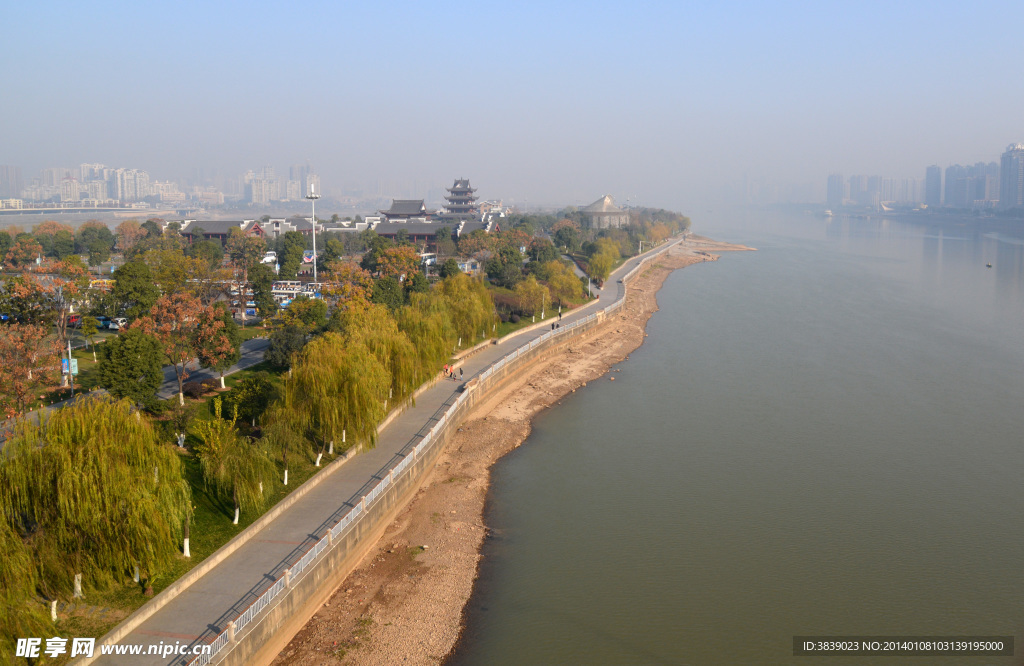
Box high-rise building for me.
[0,165,23,198]
[924,166,942,207]
[1000,143,1024,209]
[826,174,845,208]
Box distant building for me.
[442,178,478,220]
[0,165,24,198]
[176,219,266,244]
[945,162,999,208]
[379,199,431,222]
[1000,143,1024,209]
[826,174,845,208]
[924,165,942,207]
[581,195,630,229]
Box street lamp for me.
[306,182,320,283]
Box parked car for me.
[95,315,112,329]
[109,317,129,330]
[67,314,82,328]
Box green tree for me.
[111,260,161,320]
[0,514,51,663]
[437,272,496,344]
[97,328,164,406]
[278,230,306,279]
[514,275,548,316]
[266,325,308,369]
[371,275,404,310]
[186,239,224,269]
[81,315,100,362]
[0,231,13,259]
[0,397,191,599]
[75,221,116,265]
[249,262,278,318]
[280,295,327,330]
[285,333,389,463]
[194,399,276,524]
[438,257,460,278]
[528,237,560,263]
[52,229,75,259]
[223,372,275,427]
[433,226,456,258]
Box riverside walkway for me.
[87,239,680,665]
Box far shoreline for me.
[273,236,755,665]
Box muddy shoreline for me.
[272,237,753,665]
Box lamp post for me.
[306,183,320,283]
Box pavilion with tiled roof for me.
[581,195,630,229]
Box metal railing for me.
[186,238,680,665]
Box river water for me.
[448,209,1024,665]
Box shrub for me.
[182,381,206,399]
[200,378,219,393]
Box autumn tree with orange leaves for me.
[0,324,63,418]
[4,236,43,269]
[133,293,233,405]
[377,245,421,281]
[321,260,374,313]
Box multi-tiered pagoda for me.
[443,178,478,220]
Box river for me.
[448,209,1024,664]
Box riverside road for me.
[87,241,676,665]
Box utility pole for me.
[306,182,321,283]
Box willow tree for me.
[0,514,51,663]
[333,304,420,403]
[437,272,497,346]
[194,399,276,525]
[397,292,458,377]
[514,274,548,316]
[0,397,191,599]
[286,333,389,464]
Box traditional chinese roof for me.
[582,195,624,214]
[447,178,476,193]
[178,220,262,236]
[380,199,428,217]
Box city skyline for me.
[4,2,1024,211]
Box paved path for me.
[0,339,272,443]
[157,338,271,400]
[91,240,678,665]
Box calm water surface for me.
[448,210,1024,665]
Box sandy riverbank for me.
[272,236,753,665]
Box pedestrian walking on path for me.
[460,367,464,381]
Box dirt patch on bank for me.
[272,237,751,665]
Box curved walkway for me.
[85,239,680,665]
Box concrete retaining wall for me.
[203,237,681,665]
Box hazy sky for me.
[4,0,1023,210]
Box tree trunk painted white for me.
[178,392,184,406]
[220,375,226,389]
[342,430,346,444]
[92,349,97,363]
[133,565,140,583]
[51,600,58,622]
[177,432,186,448]
[233,506,239,525]
[259,482,263,494]
[73,573,83,598]
[283,469,288,485]
[183,537,190,558]
[328,441,333,455]
[315,452,323,467]
[154,465,158,483]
